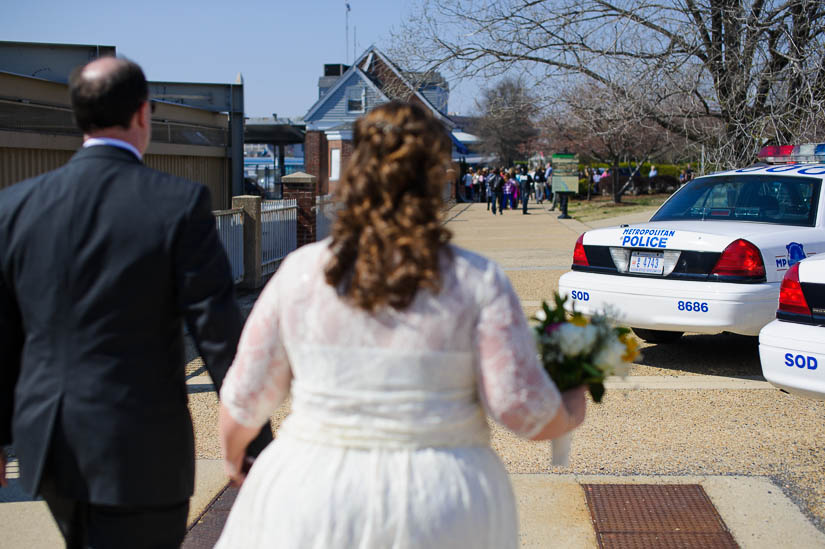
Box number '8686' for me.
[678,300,708,312]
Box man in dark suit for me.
[0,57,270,548]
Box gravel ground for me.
[489,389,825,532]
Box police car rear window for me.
[651,175,820,227]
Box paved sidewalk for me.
[5,200,824,548]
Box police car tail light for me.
[711,239,766,278]
[573,234,589,266]
[778,263,812,316]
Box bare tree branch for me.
[390,0,825,170]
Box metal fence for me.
[315,194,337,241]
[261,199,298,275]
[214,209,244,284]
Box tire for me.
[631,328,683,343]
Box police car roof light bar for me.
[757,143,825,164]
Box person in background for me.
[503,171,516,210]
[518,166,532,215]
[647,165,658,194]
[484,168,493,212]
[544,163,554,203]
[463,167,474,202]
[533,166,546,205]
[490,168,504,215]
[214,101,587,548]
[509,168,519,208]
[685,163,694,182]
[593,168,604,195]
[475,168,485,203]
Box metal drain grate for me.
[583,484,739,549]
[181,485,239,548]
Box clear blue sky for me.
[2,0,475,118]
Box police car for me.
[558,144,825,343]
[759,254,825,399]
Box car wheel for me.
[631,328,684,343]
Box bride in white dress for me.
[215,102,587,548]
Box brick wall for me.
[342,140,354,181]
[328,140,341,196]
[326,139,354,196]
[304,130,328,193]
[282,187,316,248]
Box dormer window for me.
[347,86,365,113]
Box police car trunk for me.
[558,144,825,342]
[759,253,825,399]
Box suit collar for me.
[83,137,142,161]
[70,144,144,165]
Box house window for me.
[330,148,341,181]
[346,86,365,113]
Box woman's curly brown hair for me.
[324,101,453,312]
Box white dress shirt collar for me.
[83,137,142,161]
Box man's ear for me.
[133,101,150,131]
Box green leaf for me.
[589,382,605,403]
[581,363,604,378]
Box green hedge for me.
[583,162,683,178]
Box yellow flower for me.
[570,315,589,327]
[619,333,641,362]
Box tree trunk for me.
[612,160,621,204]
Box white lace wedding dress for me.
[215,240,561,548]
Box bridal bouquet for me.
[533,293,640,464]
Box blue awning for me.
[449,131,470,155]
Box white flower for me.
[593,337,627,375]
[535,309,547,322]
[612,357,631,378]
[556,323,598,357]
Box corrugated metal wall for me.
[0,147,74,190]
[144,154,230,210]
[0,148,230,210]
[1,71,233,209]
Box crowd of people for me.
[462,165,555,215]
[462,162,697,204]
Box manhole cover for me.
[181,485,238,548]
[583,484,738,548]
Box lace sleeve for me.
[220,268,292,428]
[476,263,561,438]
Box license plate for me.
[629,251,664,274]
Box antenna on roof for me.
[345,2,351,64]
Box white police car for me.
[558,144,825,343]
[759,254,825,399]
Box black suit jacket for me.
[0,145,270,506]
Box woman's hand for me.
[560,386,587,432]
[220,404,264,488]
[223,455,254,488]
[530,385,588,441]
